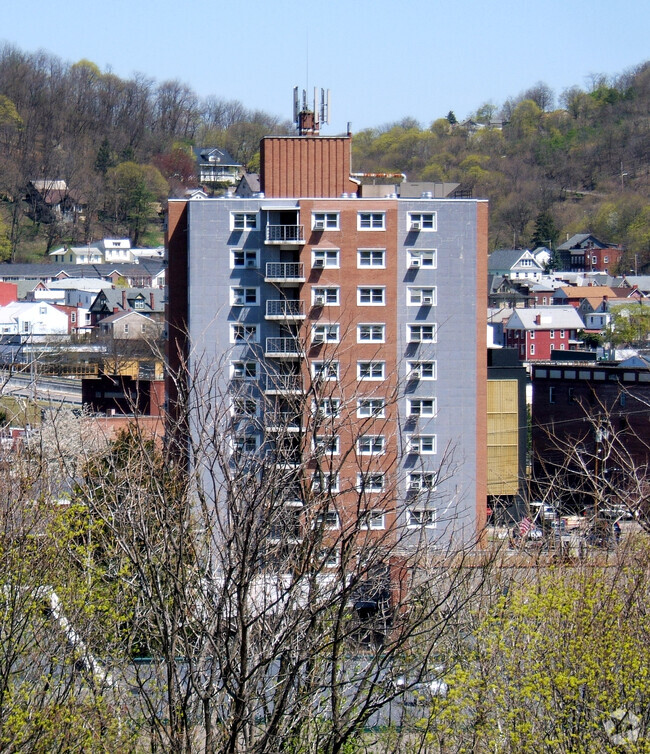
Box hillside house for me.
[503,307,585,360]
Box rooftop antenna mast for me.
[293,85,330,136]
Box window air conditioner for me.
[312,334,324,344]
[314,295,325,306]
[409,257,421,268]
[422,296,433,305]
[409,368,421,380]
[410,221,421,231]
[233,295,245,306]
[246,258,256,268]
[410,440,420,454]
[314,221,325,230]
[409,478,422,490]
[232,367,245,379]
[313,258,324,268]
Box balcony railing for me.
[266,225,305,244]
[265,337,301,357]
[266,411,302,431]
[265,299,305,320]
[265,262,305,283]
[264,375,304,394]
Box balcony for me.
[266,225,305,245]
[265,299,305,321]
[265,262,305,285]
[266,411,302,433]
[265,337,301,358]
[264,375,304,395]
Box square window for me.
[358,212,386,230]
[407,509,437,528]
[357,323,385,343]
[408,324,437,343]
[312,361,339,381]
[408,250,437,268]
[408,398,437,417]
[357,473,385,492]
[408,212,437,232]
[312,248,340,269]
[312,473,339,494]
[312,212,339,230]
[231,249,259,268]
[231,287,259,306]
[357,398,385,418]
[312,287,340,306]
[357,287,385,305]
[357,435,385,455]
[231,212,258,231]
[231,361,258,380]
[230,323,258,342]
[232,397,257,418]
[314,398,340,418]
[358,361,385,380]
[359,510,385,530]
[407,361,436,380]
[315,510,340,529]
[408,435,437,454]
[407,287,437,306]
[408,472,438,491]
[357,249,386,268]
[314,435,340,455]
[312,324,340,344]
[134,298,145,310]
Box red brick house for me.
[503,307,585,361]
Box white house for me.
[0,301,69,337]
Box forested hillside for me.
[353,65,650,264]
[0,42,648,266]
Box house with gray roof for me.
[89,287,165,328]
[488,249,545,281]
[504,306,585,361]
[193,147,242,186]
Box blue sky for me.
[3,0,648,135]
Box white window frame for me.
[359,510,386,531]
[319,548,341,568]
[407,249,437,269]
[407,361,437,380]
[231,249,260,269]
[357,323,385,343]
[230,323,259,343]
[357,249,386,268]
[312,287,340,306]
[407,398,437,417]
[408,434,437,455]
[230,287,259,306]
[314,398,341,418]
[408,323,437,343]
[312,360,340,381]
[230,361,258,380]
[357,287,386,306]
[357,435,385,455]
[357,398,386,418]
[312,212,339,231]
[313,434,340,455]
[231,212,258,231]
[231,396,258,418]
[315,510,341,529]
[312,248,340,269]
[312,473,340,494]
[233,435,259,456]
[530,344,535,355]
[357,212,386,230]
[407,472,438,491]
[312,323,340,344]
[408,212,437,232]
[407,287,437,306]
[357,472,385,492]
[358,361,385,381]
[407,509,437,528]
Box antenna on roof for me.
[292,85,330,135]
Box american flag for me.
[519,517,533,537]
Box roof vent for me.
[421,191,433,199]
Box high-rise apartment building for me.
[167,126,487,552]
